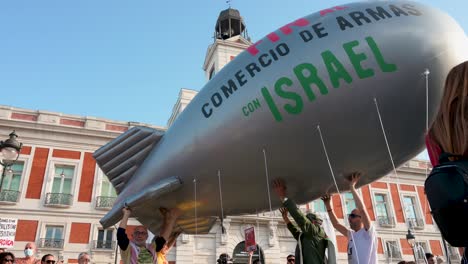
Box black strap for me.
[439,152,464,163]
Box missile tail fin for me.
[93,126,164,193]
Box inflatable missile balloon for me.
[94,0,468,233]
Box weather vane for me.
[226,0,231,8]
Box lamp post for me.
[406,229,417,262]
[0,131,23,192]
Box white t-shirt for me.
[347,225,378,264]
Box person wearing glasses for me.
[0,252,15,264]
[273,179,336,264]
[322,172,378,264]
[40,254,55,264]
[286,254,295,263]
[118,206,182,264]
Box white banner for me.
[0,218,18,248]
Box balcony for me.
[44,193,73,207]
[38,238,64,249]
[95,196,116,210]
[0,190,20,204]
[376,216,395,228]
[92,240,116,250]
[406,218,424,230]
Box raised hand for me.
[348,172,362,189]
[272,179,287,200]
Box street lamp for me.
[406,229,417,262]
[0,131,23,191]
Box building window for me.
[52,165,73,194]
[447,244,460,261]
[0,162,24,203]
[45,165,74,206]
[96,175,117,209]
[39,225,64,249]
[384,240,402,259]
[100,176,117,197]
[374,193,394,227]
[403,195,424,229]
[343,192,356,215]
[311,199,326,213]
[414,241,428,261]
[94,229,115,250]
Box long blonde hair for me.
[429,61,468,155]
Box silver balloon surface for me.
[94,0,468,234]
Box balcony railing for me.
[95,196,116,210]
[92,240,116,250]
[406,218,425,230]
[377,216,395,228]
[38,238,64,249]
[0,190,20,203]
[385,250,402,260]
[45,193,73,207]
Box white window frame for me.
[39,221,67,249]
[414,240,429,261]
[371,190,396,227]
[309,199,327,213]
[51,165,74,194]
[92,224,115,250]
[340,190,362,227]
[400,192,425,228]
[382,239,402,260]
[341,190,362,215]
[43,159,80,200]
[93,168,118,200]
[2,156,31,202]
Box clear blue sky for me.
[0,0,467,128]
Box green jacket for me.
[284,198,328,264]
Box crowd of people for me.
[0,243,91,264]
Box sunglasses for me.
[46,261,56,264]
[134,231,148,236]
[287,259,295,262]
[4,259,14,263]
[348,213,361,219]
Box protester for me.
[425,253,435,264]
[117,206,181,264]
[322,172,378,264]
[273,179,335,264]
[0,252,15,264]
[286,254,295,264]
[426,61,468,166]
[155,208,181,264]
[426,60,468,264]
[40,254,55,264]
[216,253,232,264]
[77,253,90,264]
[16,243,40,264]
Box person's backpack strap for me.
[438,152,464,164]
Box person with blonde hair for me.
[425,60,468,254]
[426,61,468,165]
